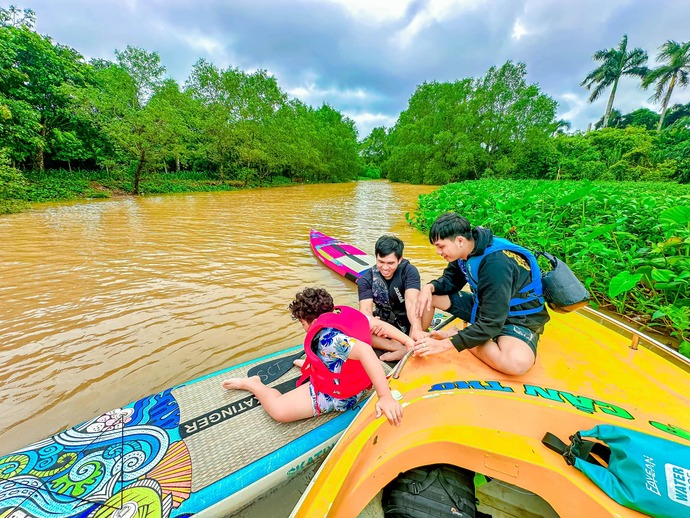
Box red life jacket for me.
[297,306,373,398]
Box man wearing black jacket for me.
[415,213,550,375]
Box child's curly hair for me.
[288,287,334,324]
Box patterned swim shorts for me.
[308,384,366,416]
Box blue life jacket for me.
[461,237,545,323]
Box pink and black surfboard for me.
[309,229,374,283]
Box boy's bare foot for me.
[380,349,407,362]
[293,359,305,368]
[222,375,261,391]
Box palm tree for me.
[642,40,690,131]
[594,108,622,129]
[580,35,648,128]
[550,119,572,136]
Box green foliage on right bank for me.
[360,31,690,185]
[363,103,690,184]
[408,180,690,356]
[359,61,690,185]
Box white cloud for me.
[286,80,393,136]
[393,0,483,48]
[287,82,372,105]
[511,20,530,40]
[178,33,225,57]
[124,0,140,13]
[558,92,589,123]
[345,112,398,138]
[321,0,413,23]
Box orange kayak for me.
[290,307,690,517]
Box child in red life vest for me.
[222,287,410,425]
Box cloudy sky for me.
[21,0,690,138]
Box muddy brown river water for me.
[0,180,443,455]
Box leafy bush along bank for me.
[408,180,690,356]
[0,167,306,214]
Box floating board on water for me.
[0,346,376,517]
[309,229,374,283]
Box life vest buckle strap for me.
[508,306,544,317]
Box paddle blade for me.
[273,376,300,394]
[247,351,304,384]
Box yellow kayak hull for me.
[292,308,690,517]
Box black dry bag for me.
[537,251,590,313]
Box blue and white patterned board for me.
[0,346,368,517]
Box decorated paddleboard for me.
[0,230,413,518]
[309,229,374,283]
[0,346,377,517]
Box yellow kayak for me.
[290,307,690,517]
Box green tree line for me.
[361,34,690,186]
[0,8,361,209]
[3,8,690,215]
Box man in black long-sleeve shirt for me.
[414,213,550,375]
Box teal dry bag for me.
[543,425,690,518]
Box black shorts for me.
[447,292,539,355]
[390,319,410,335]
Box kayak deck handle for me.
[391,349,415,379]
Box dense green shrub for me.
[359,167,381,180]
[0,152,29,213]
